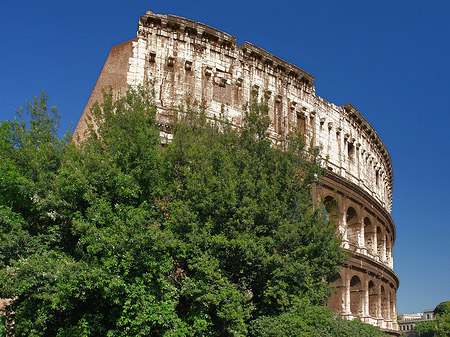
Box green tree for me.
[414,301,450,337]
[249,299,385,337]
[0,86,360,336]
[435,301,450,317]
[435,301,450,337]
[416,320,437,337]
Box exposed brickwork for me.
[73,38,137,142]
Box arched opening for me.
[297,111,306,134]
[350,275,363,316]
[389,235,394,265]
[324,196,339,222]
[364,217,374,254]
[376,226,384,259]
[390,289,396,320]
[346,207,359,249]
[381,285,388,319]
[368,280,377,317]
[385,235,391,264]
[328,273,345,314]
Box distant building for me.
[398,310,435,336]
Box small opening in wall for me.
[203,32,219,44]
[167,56,175,67]
[146,17,161,27]
[264,58,273,67]
[185,27,196,36]
[250,51,262,61]
[376,169,380,186]
[185,60,192,71]
[167,22,180,31]
[149,52,156,63]
[348,142,354,161]
[277,64,286,73]
[297,112,305,134]
[275,99,282,134]
[221,41,232,49]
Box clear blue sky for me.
[1,0,449,314]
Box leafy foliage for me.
[435,301,450,336]
[414,301,450,337]
[249,299,385,337]
[434,301,450,317]
[0,87,381,336]
[416,320,437,337]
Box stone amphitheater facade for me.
[74,11,400,335]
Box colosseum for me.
[74,11,400,335]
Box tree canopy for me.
[0,87,383,336]
[415,301,450,337]
[416,320,437,337]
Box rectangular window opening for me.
[348,142,354,162]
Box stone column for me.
[372,224,377,257]
[387,290,391,320]
[392,292,398,330]
[341,197,349,249]
[356,144,361,182]
[389,249,394,269]
[364,277,369,318]
[344,272,351,315]
[359,213,366,254]
[381,235,386,263]
[377,283,382,319]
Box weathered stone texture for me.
[73,11,399,334]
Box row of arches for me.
[328,273,397,330]
[324,196,394,268]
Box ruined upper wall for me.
[74,11,394,213]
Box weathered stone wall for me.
[125,11,393,213]
[75,11,393,214]
[73,11,399,334]
[319,175,399,332]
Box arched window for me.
[324,196,339,222]
[381,285,388,319]
[364,217,374,254]
[368,280,377,317]
[328,273,345,314]
[297,111,306,134]
[376,226,384,259]
[346,207,359,248]
[390,289,396,320]
[350,275,363,316]
[385,234,391,264]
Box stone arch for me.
[324,195,339,222]
[368,280,378,317]
[376,226,384,260]
[381,285,388,319]
[346,207,359,249]
[350,275,364,316]
[328,273,345,314]
[390,288,396,320]
[389,235,394,265]
[364,217,374,254]
[385,234,391,264]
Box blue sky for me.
[1,0,449,314]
